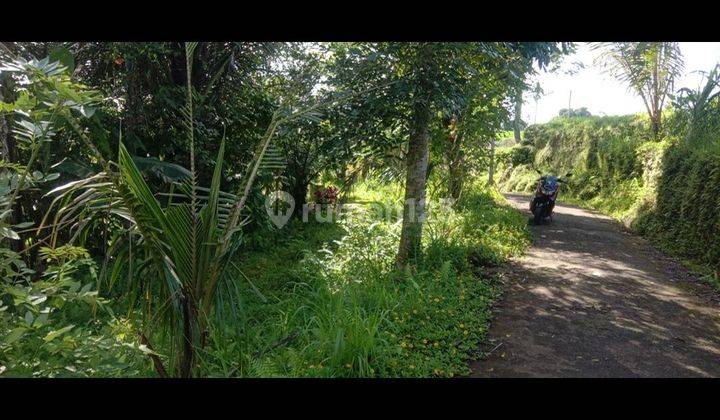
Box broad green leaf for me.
[79,105,95,118]
[49,45,74,73]
[132,156,191,182]
[12,92,36,111]
[3,327,27,345]
[44,324,75,342]
[79,283,93,294]
[29,294,47,305]
[0,226,20,240]
[24,311,34,326]
[12,221,35,229]
[0,101,14,113]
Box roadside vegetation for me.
[202,181,529,377]
[4,40,717,378]
[0,42,553,377]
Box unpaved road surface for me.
[470,193,720,377]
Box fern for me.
[248,358,282,378]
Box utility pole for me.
[568,90,572,111]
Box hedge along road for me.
[470,193,720,377]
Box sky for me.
[525,42,720,124]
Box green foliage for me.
[671,63,720,145]
[39,44,271,377]
[496,145,534,167]
[558,107,592,117]
[327,42,569,197]
[592,42,684,136]
[2,42,546,377]
[0,54,147,377]
[30,43,398,377]
[69,41,278,184]
[198,181,530,378]
[635,143,720,271]
[0,245,145,377]
[0,54,103,238]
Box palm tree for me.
[593,42,684,137]
[675,64,720,142]
[42,42,277,377]
[40,43,387,377]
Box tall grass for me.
[198,180,530,377]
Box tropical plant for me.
[672,63,720,142]
[593,42,684,137]
[0,52,105,268]
[38,42,278,377]
[41,42,378,377]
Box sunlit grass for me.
[199,179,531,377]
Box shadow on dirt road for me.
[470,193,720,377]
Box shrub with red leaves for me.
[313,186,340,205]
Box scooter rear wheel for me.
[533,210,543,225]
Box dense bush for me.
[525,115,649,177]
[636,143,720,270]
[0,245,146,377]
[496,145,534,167]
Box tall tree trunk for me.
[177,295,199,378]
[447,116,464,200]
[513,90,523,143]
[652,54,661,139]
[396,45,436,266]
[448,159,463,200]
[1,72,24,254]
[124,52,143,154]
[651,113,661,139]
[396,85,431,265]
[291,178,309,219]
[488,137,496,186]
[0,82,10,160]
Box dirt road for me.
[470,194,720,377]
